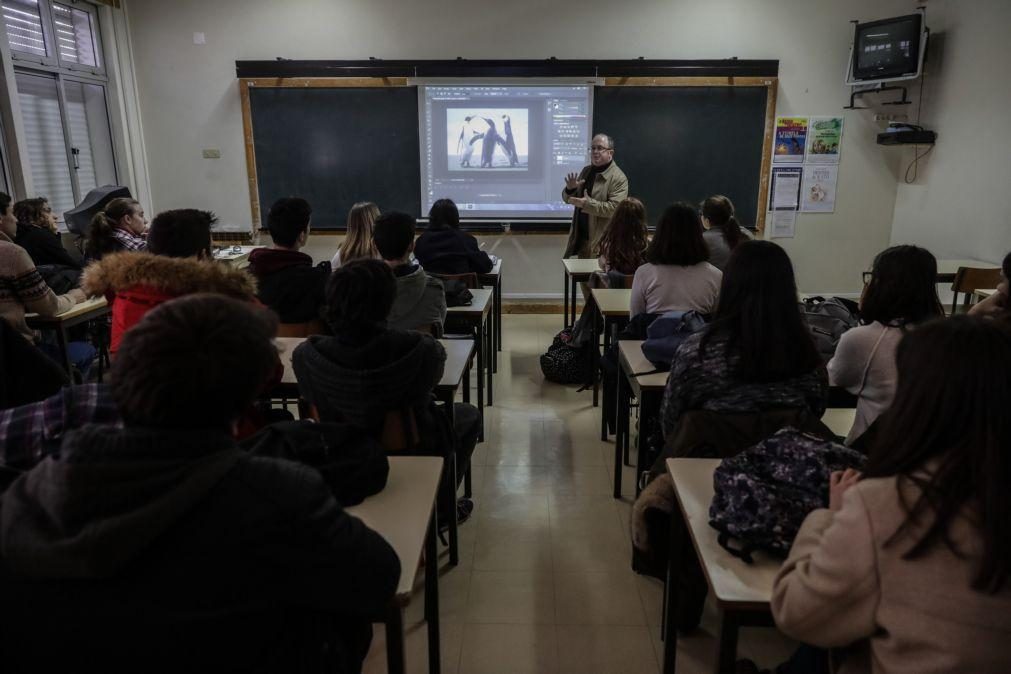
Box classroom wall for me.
[889,0,1011,263]
[123,0,931,296]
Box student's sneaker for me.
[457,497,474,524]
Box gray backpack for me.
[800,296,858,362]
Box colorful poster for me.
[773,117,808,163]
[800,164,839,213]
[805,116,843,164]
[769,166,803,211]
[769,210,797,238]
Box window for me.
[3,1,114,225]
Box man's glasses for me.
[589,145,612,152]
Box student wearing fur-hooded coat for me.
[80,209,258,355]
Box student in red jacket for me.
[81,209,257,354]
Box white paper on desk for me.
[769,211,797,238]
[769,166,803,211]
[800,164,839,213]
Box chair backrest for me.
[951,267,1003,314]
[379,407,421,453]
[276,319,327,338]
[413,322,444,338]
[432,272,479,289]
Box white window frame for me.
[51,0,105,77]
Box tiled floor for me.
[362,315,794,674]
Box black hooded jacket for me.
[247,247,330,324]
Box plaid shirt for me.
[0,383,121,470]
[111,227,147,252]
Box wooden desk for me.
[212,245,257,267]
[562,258,602,328]
[589,288,632,413]
[447,287,494,408]
[348,456,443,674]
[935,258,998,283]
[663,458,779,674]
[822,407,856,439]
[477,258,502,361]
[616,340,668,498]
[25,297,110,376]
[974,288,998,301]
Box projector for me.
[877,123,936,145]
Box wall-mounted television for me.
[846,13,927,85]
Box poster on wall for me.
[800,164,839,213]
[769,166,803,211]
[773,117,808,163]
[805,116,844,163]
[769,210,797,238]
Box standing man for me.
[562,133,628,258]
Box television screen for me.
[852,14,922,82]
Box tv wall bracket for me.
[845,82,912,110]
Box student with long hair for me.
[660,240,825,437]
[595,196,648,276]
[700,194,752,271]
[828,245,943,443]
[12,197,81,270]
[630,202,721,317]
[331,201,379,269]
[85,198,147,260]
[773,316,1011,673]
[414,198,493,275]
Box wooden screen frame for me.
[238,75,777,234]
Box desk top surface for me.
[618,340,668,389]
[25,296,109,323]
[667,458,779,608]
[212,245,258,261]
[822,407,856,438]
[936,258,999,275]
[276,336,473,390]
[591,288,632,316]
[563,258,603,275]
[446,287,493,317]
[347,456,443,600]
[974,288,998,299]
[479,259,502,278]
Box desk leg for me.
[613,368,628,499]
[490,288,498,375]
[589,304,599,407]
[599,317,614,439]
[495,276,502,353]
[570,275,578,327]
[635,391,659,498]
[445,449,460,567]
[386,605,406,674]
[56,326,73,378]
[563,271,570,329]
[485,316,494,406]
[662,496,683,674]
[715,611,740,674]
[425,510,441,674]
[475,325,484,417]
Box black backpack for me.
[708,427,865,561]
[800,296,859,362]
[540,328,593,385]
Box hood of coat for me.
[81,252,257,300]
[0,424,243,579]
[246,247,313,277]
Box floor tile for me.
[554,571,647,626]
[458,623,559,674]
[556,624,659,674]
[466,570,555,624]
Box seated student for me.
[84,198,148,260]
[630,202,722,317]
[82,208,256,355]
[595,196,648,278]
[331,201,380,269]
[12,197,82,271]
[414,198,493,275]
[700,194,753,271]
[969,250,1010,318]
[0,294,400,673]
[247,197,330,324]
[292,259,479,519]
[660,240,826,439]
[828,245,943,443]
[373,210,447,333]
[771,316,1011,674]
[0,192,93,374]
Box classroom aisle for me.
[362,315,793,674]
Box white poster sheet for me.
[800,164,839,213]
[769,166,803,211]
[769,210,797,238]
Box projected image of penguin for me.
[448,109,529,170]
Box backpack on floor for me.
[540,328,593,385]
[800,296,859,362]
[708,427,865,561]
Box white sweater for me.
[827,322,903,443]
[630,262,722,317]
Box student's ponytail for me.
[85,197,140,260]
[701,195,743,250]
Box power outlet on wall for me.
[202,148,221,159]
[873,113,909,122]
